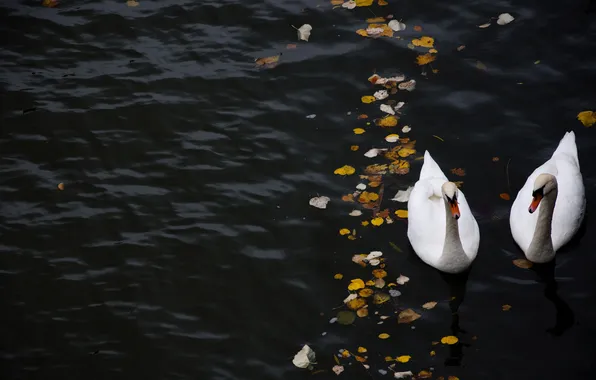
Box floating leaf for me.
[342,194,355,202]
[396,274,410,285]
[296,24,312,41]
[286,43,297,49]
[359,288,374,298]
[413,25,422,31]
[578,111,596,127]
[371,217,384,226]
[309,196,330,209]
[395,372,414,379]
[391,187,413,202]
[451,168,466,176]
[412,36,434,48]
[374,278,386,288]
[441,335,459,345]
[385,134,400,143]
[478,22,491,28]
[378,115,398,127]
[372,269,387,279]
[497,13,515,25]
[388,20,406,31]
[359,191,379,203]
[342,0,356,8]
[476,61,488,71]
[357,346,368,353]
[416,53,436,66]
[334,165,356,175]
[378,0,388,5]
[43,0,59,7]
[398,148,416,157]
[378,333,390,339]
[395,210,408,218]
[348,278,366,290]
[337,310,356,325]
[347,297,367,310]
[418,370,433,378]
[332,365,344,375]
[292,344,316,369]
[255,55,280,67]
[334,273,344,280]
[499,193,511,200]
[357,308,369,317]
[339,228,351,235]
[355,0,374,5]
[380,104,396,115]
[57,183,65,190]
[361,95,376,104]
[457,45,466,51]
[422,301,437,309]
[430,350,436,356]
[398,308,421,324]
[353,128,366,134]
[373,292,390,304]
[448,377,460,380]
[502,304,512,311]
[513,258,533,269]
[374,90,389,100]
[396,355,411,363]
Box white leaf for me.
[366,251,383,260]
[478,22,491,28]
[363,364,370,369]
[374,90,389,100]
[364,148,385,158]
[380,104,395,115]
[398,79,416,91]
[366,27,384,35]
[394,102,405,110]
[349,210,362,216]
[391,186,413,202]
[401,125,411,133]
[497,13,514,25]
[356,183,367,190]
[394,371,414,379]
[329,317,338,323]
[376,75,405,85]
[379,369,388,375]
[292,344,316,369]
[388,20,406,31]
[369,259,380,266]
[396,274,410,285]
[332,365,345,375]
[306,114,316,119]
[343,293,358,304]
[297,24,312,41]
[342,0,356,9]
[385,134,400,143]
[309,196,330,209]
[389,289,402,297]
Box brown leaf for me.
[413,25,422,31]
[450,168,466,176]
[499,193,511,200]
[512,259,533,269]
[255,55,280,67]
[57,183,65,190]
[357,114,368,119]
[342,194,355,202]
[457,45,466,51]
[422,301,437,310]
[366,17,386,23]
[492,156,500,162]
[502,304,512,311]
[347,298,367,310]
[357,307,369,317]
[373,292,390,305]
[398,308,421,324]
[418,370,433,379]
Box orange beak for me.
[450,201,460,219]
[528,194,543,213]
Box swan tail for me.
[552,131,579,164]
[420,150,447,180]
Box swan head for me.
[529,173,557,213]
[441,182,460,220]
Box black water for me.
[1,1,596,379]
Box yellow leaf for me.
[385,133,400,142]
[358,191,379,203]
[418,370,433,379]
[356,307,369,317]
[57,183,65,190]
[365,280,376,286]
[416,53,437,65]
[366,17,386,23]
[378,0,388,5]
[448,377,460,380]
[334,165,356,176]
[357,346,367,353]
[341,350,350,357]
[348,278,365,290]
[384,356,394,362]
[355,0,374,5]
[361,95,376,104]
[422,301,437,309]
[339,228,351,235]
[378,333,390,339]
[371,217,384,226]
[430,350,436,356]
[354,355,367,363]
[361,221,370,226]
[398,308,420,324]
[398,147,416,157]
[350,145,359,151]
[347,297,366,310]
[359,288,374,297]
[255,55,280,66]
[372,269,387,279]
[378,115,398,127]
[373,292,390,304]
[42,0,59,7]
[441,335,459,345]
[502,304,512,311]
[367,23,394,37]
[429,48,438,53]
[396,355,411,363]
[578,110,596,127]
[353,128,366,134]
[395,209,408,218]
[356,29,369,37]
[412,36,434,48]
[330,0,344,5]
[334,273,344,280]
[512,258,533,269]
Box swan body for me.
[407,151,480,273]
[509,131,586,263]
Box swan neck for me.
[527,189,557,262]
[439,198,468,269]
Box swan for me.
[407,151,480,273]
[509,131,586,263]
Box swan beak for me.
[529,194,542,213]
[449,200,460,220]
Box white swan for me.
[407,151,480,274]
[509,131,586,263]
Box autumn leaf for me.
[359,288,374,298]
[330,0,344,5]
[492,156,500,162]
[357,346,367,353]
[286,44,297,49]
[348,278,365,290]
[373,278,386,289]
[361,95,376,103]
[355,0,374,5]
[395,210,408,218]
[334,273,344,280]
[365,279,376,286]
[351,145,359,151]
[500,193,511,200]
[385,356,394,362]
[418,370,433,378]
[339,228,351,235]
[366,17,386,23]
[413,25,422,31]
[334,165,356,175]
[512,258,533,269]
[373,292,390,305]
[502,304,512,311]
[365,164,388,175]
[353,128,366,134]
[412,36,434,48]
[347,297,367,310]
[357,308,369,317]
[448,377,460,380]
[398,148,416,157]
[422,301,437,309]
[441,335,459,345]
[416,53,436,66]
[398,308,420,323]
[342,194,355,202]
[451,168,466,176]
[378,333,390,339]
[396,355,411,363]
[357,114,368,119]
[57,183,65,190]
[578,111,596,127]
[371,217,384,226]
[337,310,356,325]
[372,269,387,278]
[43,0,59,7]
[359,191,379,203]
[377,115,399,127]
[378,0,388,5]
[430,350,436,356]
[255,55,280,67]
[429,48,438,53]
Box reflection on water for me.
[440,271,470,367]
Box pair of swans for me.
[407,131,586,274]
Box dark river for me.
[1,1,596,379]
